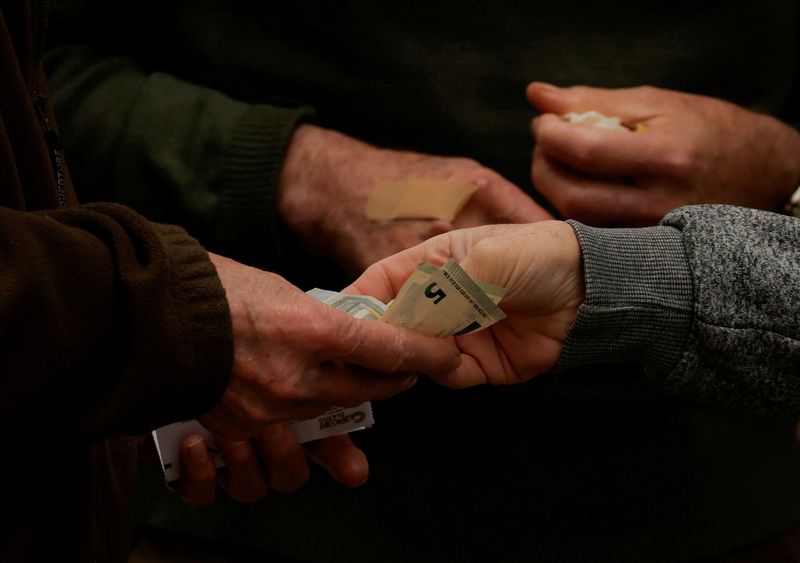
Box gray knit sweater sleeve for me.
[557,204,800,418]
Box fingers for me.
[216,437,269,503]
[253,424,310,493]
[532,113,681,178]
[176,434,218,507]
[327,309,462,374]
[532,147,669,226]
[428,354,488,389]
[346,237,446,301]
[459,177,553,224]
[305,434,369,487]
[526,82,657,122]
[305,361,420,409]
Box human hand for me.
[347,221,584,388]
[201,253,461,439]
[278,124,552,275]
[527,82,800,225]
[176,426,368,506]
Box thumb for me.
[526,82,655,123]
[526,82,584,114]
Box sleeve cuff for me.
[214,104,314,270]
[151,224,233,421]
[555,221,694,377]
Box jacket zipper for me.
[33,0,65,208]
[34,94,67,208]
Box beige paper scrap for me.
[563,110,645,132]
[366,179,478,221]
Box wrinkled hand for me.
[201,253,461,440]
[528,82,800,225]
[176,427,368,507]
[347,221,584,388]
[279,124,551,275]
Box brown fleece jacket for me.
[0,2,233,561]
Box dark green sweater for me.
[46,2,800,562]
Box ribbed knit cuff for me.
[555,221,694,377]
[214,104,314,269]
[153,224,233,420]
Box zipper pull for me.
[33,94,67,208]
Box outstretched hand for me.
[202,253,461,440]
[528,83,800,225]
[279,124,552,275]
[347,221,584,388]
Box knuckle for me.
[662,148,694,176]
[305,312,339,354]
[267,378,305,409]
[470,237,504,267]
[570,140,603,170]
[238,398,273,426]
[452,156,481,168]
[383,331,410,373]
[635,84,659,97]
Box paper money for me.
[382,259,506,336]
[563,110,628,131]
[306,288,386,320]
[310,261,506,337]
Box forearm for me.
[45,43,313,270]
[661,205,800,417]
[0,203,232,444]
[557,205,800,418]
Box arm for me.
[45,43,311,271]
[46,41,549,280]
[561,205,800,417]
[351,205,800,417]
[0,203,232,445]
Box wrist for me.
[277,124,369,236]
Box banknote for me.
[382,259,506,337]
[306,288,386,320]
[389,261,506,307]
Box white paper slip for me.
[152,419,225,483]
[152,402,374,482]
[287,403,374,444]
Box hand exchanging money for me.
[347,221,585,388]
[201,253,461,439]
